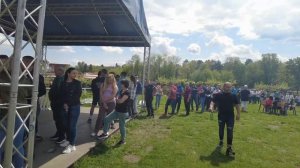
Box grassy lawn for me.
[74,96,300,168]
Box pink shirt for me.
[102,84,115,102]
[168,85,177,100]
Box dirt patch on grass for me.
[146,146,153,153]
[123,154,141,163]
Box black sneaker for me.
[217,141,223,148]
[50,134,59,141]
[97,133,109,140]
[226,147,235,157]
[55,138,66,144]
[117,140,126,145]
[87,118,92,124]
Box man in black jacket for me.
[48,66,65,143]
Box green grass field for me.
[74,96,300,168]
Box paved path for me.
[33,107,122,168]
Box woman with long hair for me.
[60,67,82,154]
[91,74,118,137]
[98,80,130,145]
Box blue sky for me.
[1,0,300,65]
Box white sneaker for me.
[90,132,96,137]
[62,145,76,154]
[60,140,69,148]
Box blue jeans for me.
[0,116,25,168]
[103,111,128,140]
[165,98,176,114]
[155,94,162,109]
[66,105,80,145]
[199,96,206,112]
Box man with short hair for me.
[87,69,107,123]
[210,82,241,157]
[48,66,65,143]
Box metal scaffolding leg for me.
[0,0,47,167]
[3,1,27,167]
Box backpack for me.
[136,81,142,95]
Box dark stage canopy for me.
[1,0,151,47]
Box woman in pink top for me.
[91,74,118,137]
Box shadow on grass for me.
[88,142,110,156]
[199,147,234,167]
[159,114,172,119]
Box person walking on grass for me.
[60,67,82,154]
[209,82,240,157]
[98,80,130,145]
[190,82,199,111]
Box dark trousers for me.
[145,97,154,116]
[184,99,191,115]
[218,115,234,146]
[51,103,65,139]
[205,96,212,111]
[165,98,176,114]
[190,94,198,111]
[128,99,134,117]
[175,95,182,113]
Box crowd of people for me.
[141,82,299,117]
[1,53,299,166]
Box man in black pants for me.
[210,82,240,157]
[144,80,156,117]
[48,66,65,143]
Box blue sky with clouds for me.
[1,0,300,65]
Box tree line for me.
[75,54,300,91]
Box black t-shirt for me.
[212,92,240,116]
[115,90,130,113]
[240,89,250,101]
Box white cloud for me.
[187,43,201,54]
[130,47,144,56]
[48,46,76,53]
[144,0,300,43]
[207,34,261,62]
[101,46,123,54]
[151,36,177,56]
